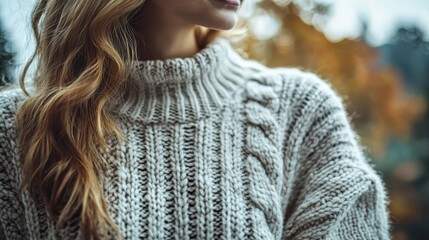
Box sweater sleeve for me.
[0,91,29,240]
[281,74,391,239]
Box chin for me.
[200,14,238,31]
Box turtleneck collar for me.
[108,37,249,124]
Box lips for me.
[214,0,241,7]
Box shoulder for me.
[0,86,28,186]
[0,85,27,108]
[0,85,27,154]
[274,67,343,107]
[244,65,346,118]
[0,86,30,238]
[0,85,27,128]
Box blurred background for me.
[1,0,428,239]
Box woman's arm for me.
[281,73,391,239]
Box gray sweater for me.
[0,37,391,239]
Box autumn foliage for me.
[236,2,425,157]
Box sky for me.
[1,0,429,74]
[319,0,429,45]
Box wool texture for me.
[0,37,391,239]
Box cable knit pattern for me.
[0,37,391,239]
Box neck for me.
[107,37,256,124]
[132,2,202,61]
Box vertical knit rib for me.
[220,107,233,239]
[126,124,144,238]
[118,126,134,238]
[172,125,190,240]
[195,119,215,239]
[222,105,247,239]
[128,124,149,239]
[184,125,198,239]
[147,126,167,239]
[211,117,224,240]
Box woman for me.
[0,0,391,239]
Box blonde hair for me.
[16,0,221,239]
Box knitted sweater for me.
[0,37,391,239]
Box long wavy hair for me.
[16,0,221,239]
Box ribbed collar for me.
[108,37,248,124]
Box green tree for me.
[0,19,15,86]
